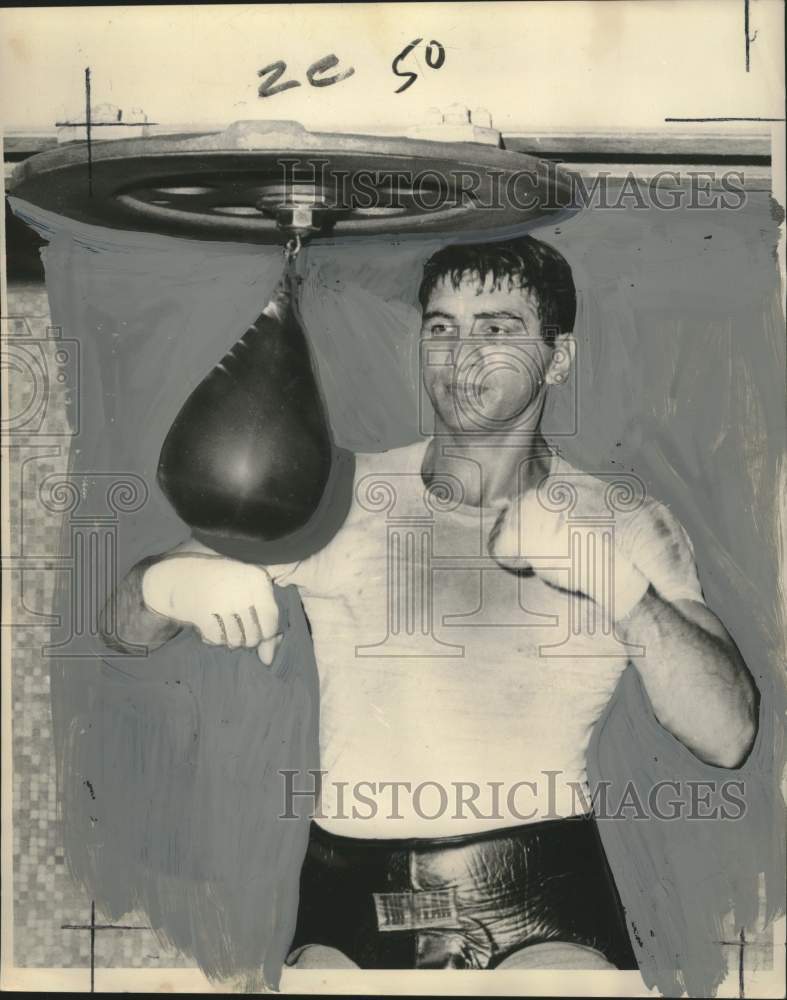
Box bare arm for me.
[618,501,759,769]
[98,538,283,664]
[492,490,759,769]
[98,552,184,654]
[620,590,758,769]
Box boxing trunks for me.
[288,813,638,970]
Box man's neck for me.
[421,426,555,509]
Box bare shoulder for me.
[355,439,430,477]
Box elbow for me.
[96,599,112,647]
[707,740,753,770]
[725,714,759,770]
[96,597,128,654]
[708,684,759,770]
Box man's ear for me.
[545,333,575,385]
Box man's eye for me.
[429,323,457,337]
[475,319,525,338]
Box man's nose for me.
[454,339,524,370]
[422,338,523,380]
[447,339,505,365]
[454,342,546,388]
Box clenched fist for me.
[141,552,282,665]
[489,487,651,621]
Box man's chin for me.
[433,411,530,435]
[430,394,537,433]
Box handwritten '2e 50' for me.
[257,40,446,98]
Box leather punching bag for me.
[157,260,352,564]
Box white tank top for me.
[271,439,703,838]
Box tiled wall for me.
[5,283,191,977]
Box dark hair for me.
[418,235,577,347]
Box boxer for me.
[104,236,757,971]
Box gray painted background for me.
[10,184,786,995]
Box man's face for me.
[420,272,554,433]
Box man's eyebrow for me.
[472,310,527,321]
[422,310,455,321]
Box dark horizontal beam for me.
[502,131,771,160]
[517,151,770,167]
[3,126,772,163]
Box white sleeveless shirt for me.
[271,440,704,838]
